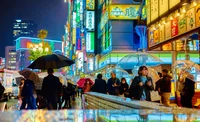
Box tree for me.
[28,29,52,61]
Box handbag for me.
[150,91,160,101]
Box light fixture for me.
[170,16,173,20]
[182,0,189,5]
[193,1,197,6]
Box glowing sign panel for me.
[109,5,142,20]
[86,0,95,10]
[86,11,95,30]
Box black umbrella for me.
[28,54,74,69]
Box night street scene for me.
[0,0,200,121]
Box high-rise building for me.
[0,57,5,69]
[5,46,16,70]
[13,19,37,45]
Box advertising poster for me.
[178,14,186,34]
[159,25,165,42]
[153,29,159,44]
[86,11,95,30]
[165,21,171,40]
[171,18,178,37]
[109,5,140,20]
[159,0,168,16]
[76,0,80,23]
[169,0,180,9]
[150,0,158,21]
[195,4,200,27]
[186,8,196,31]
[148,27,154,46]
[76,28,82,50]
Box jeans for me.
[20,96,37,110]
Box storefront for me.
[147,0,200,106]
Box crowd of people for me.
[1,65,195,110]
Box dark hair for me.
[97,74,102,79]
[47,68,54,74]
[158,72,162,78]
[138,66,148,76]
[162,69,168,74]
[121,77,126,82]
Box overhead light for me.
[182,0,190,5]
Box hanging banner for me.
[170,0,180,9]
[178,14,187,34]
[86,11,95,30]
[159,0,168,16]
[76,28,82,50]
[86,0,95,10]
[159,25,165,42]
[165,21,171,40]
[186,8,196,31]
[72,28,76,44]
[171,18,178,37]
[76,0,80,23]
[150,0,158,21]
[196,4,200,27]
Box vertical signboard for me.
[178,14,186,34]
[196,4,200,27]
[72,28,76,44]
[147,0,150,24]
[148,27,154,46]
[150,0,158,21]
[87,58,94,71]
[153,29,159,44]
[86,32,94,52]
[171,18,178,37]
[86,11,95,30]
[159,0,168,16]
[77,52,84,69]
[86,0,95,10]
[187,8,196,31]
[76,28,82,50]
[76,0,80,23]
[159,25,165,42]
[165,21,171,40]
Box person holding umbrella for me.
[41,68,62,110]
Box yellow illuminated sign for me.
[72,28,76,44]
[109,5,142,20]
[86,0,95,10]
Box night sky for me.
[0,0,68,57]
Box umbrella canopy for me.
[116,52,163,69]
[19,69,40,83]
[67,79,75,85]
[38,72,67,86]
[77,78,94,88]
[28,54,74,69]
[174,60,200,72]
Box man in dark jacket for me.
[0,81,5,100]
[91,74,107,94]
[107,72,120,95]
[160,69,171,106]
[41,68,62,110]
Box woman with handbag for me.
[129,66,154,101]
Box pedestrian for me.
[0,80,5,100]
[107,71,120,95]
[20,78,37,110]
[41,68,62,110]
[91,74,107,94]
[62,85,72,109]
[129,66,154,101]
[160,69,171,106]
[83,79,92,93]
[119,78,129,97]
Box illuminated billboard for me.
[86,11,95,30]
[109,5,143,20]
[86,32,94,53]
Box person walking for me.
[129,66,154,101]
[107,71,120,95]
[41,68,62,110]
[62,85,72,109]
[160,69,171,106]
[91,74,107,94]
[20,78,37,110]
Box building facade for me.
[0,57,5,69]
[13,19,37,45]
[5,46,16,70]
[15,37,62,70]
